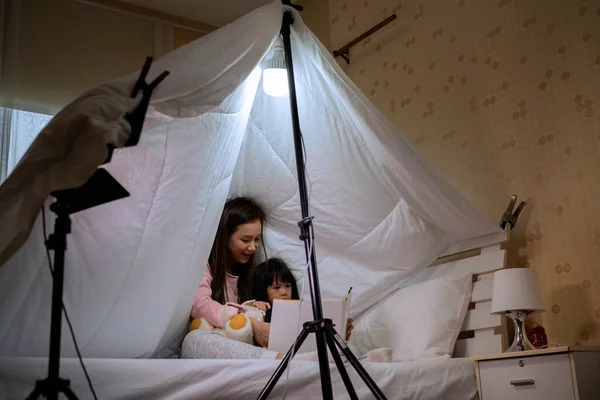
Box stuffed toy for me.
[188,302,265,345]
[188,306,395,364]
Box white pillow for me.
[348,271,472,362]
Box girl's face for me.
[228,220,262,265]
[267,278,293,303]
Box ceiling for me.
[118,0,280,27]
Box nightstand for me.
[470,346,600,400]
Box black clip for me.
[124,57,170,147]
[102,57,168,165]
[499,195,526,230]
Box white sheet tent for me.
[0,1,500,360]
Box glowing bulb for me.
[262,68,289,97]
[262,36,289,97]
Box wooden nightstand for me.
[470,346,600,400]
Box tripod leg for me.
[325,332,359,400]
[314,330,334,400]
[329,327,388,400]
[257,327,310,400]
[60,381,80,400]
[25,383,44,400]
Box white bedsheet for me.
[0,356,477,399]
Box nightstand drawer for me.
[479,353,575,400]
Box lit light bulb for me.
[262,68,288,97]
[262,36,289,97]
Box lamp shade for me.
[490,268,545,314]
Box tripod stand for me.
[257,10,387,400]
[25,57,168,400]
[25,169,130,400]
[25,200,79,400]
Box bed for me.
[0,356,476,399]
[0,230,509,400]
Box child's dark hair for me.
[253,258,299,322]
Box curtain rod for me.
[333,14,397,64]
[76,0,217,34]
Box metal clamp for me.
[499,194,526,230]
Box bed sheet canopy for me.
[0,1,500,359]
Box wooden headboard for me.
[429,230,510,358]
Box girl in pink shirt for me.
[182,197,279,360]
[190,197,271,326]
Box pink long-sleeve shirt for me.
[191,264,240,328]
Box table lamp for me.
[491,268,545,352]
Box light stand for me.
[257,10,387,400]
[25,169,130,400]
[25,57,168,400]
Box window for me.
[0,107,53,182]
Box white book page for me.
[268,295,351,354]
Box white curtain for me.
[0,108,10,181]
[0,0,21,181]
[5,109,52,176]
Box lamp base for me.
[505,310,536,352]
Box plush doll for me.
[188,307,395,363]
[189,302,265,345]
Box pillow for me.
[348,271,472,362]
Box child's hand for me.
[249,301,271,312]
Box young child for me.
[253,257,355,341]
[252,257,300,323]
[252,258,394,363]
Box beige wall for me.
[297,0,332,51]
[14,0,159,112]
[172,2,332,52]
[11,0,330,109]
[327,0,600,346]
[173,27,204,49]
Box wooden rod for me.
[333,14,397,58]
[77,0,218,33]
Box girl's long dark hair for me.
[253,258,300,322]
[209,197,266,304]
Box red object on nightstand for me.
[526,322,548,348]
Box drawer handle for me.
[510,379,535,387]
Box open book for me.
[267,294,351,354]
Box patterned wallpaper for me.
[328,0,600,346]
